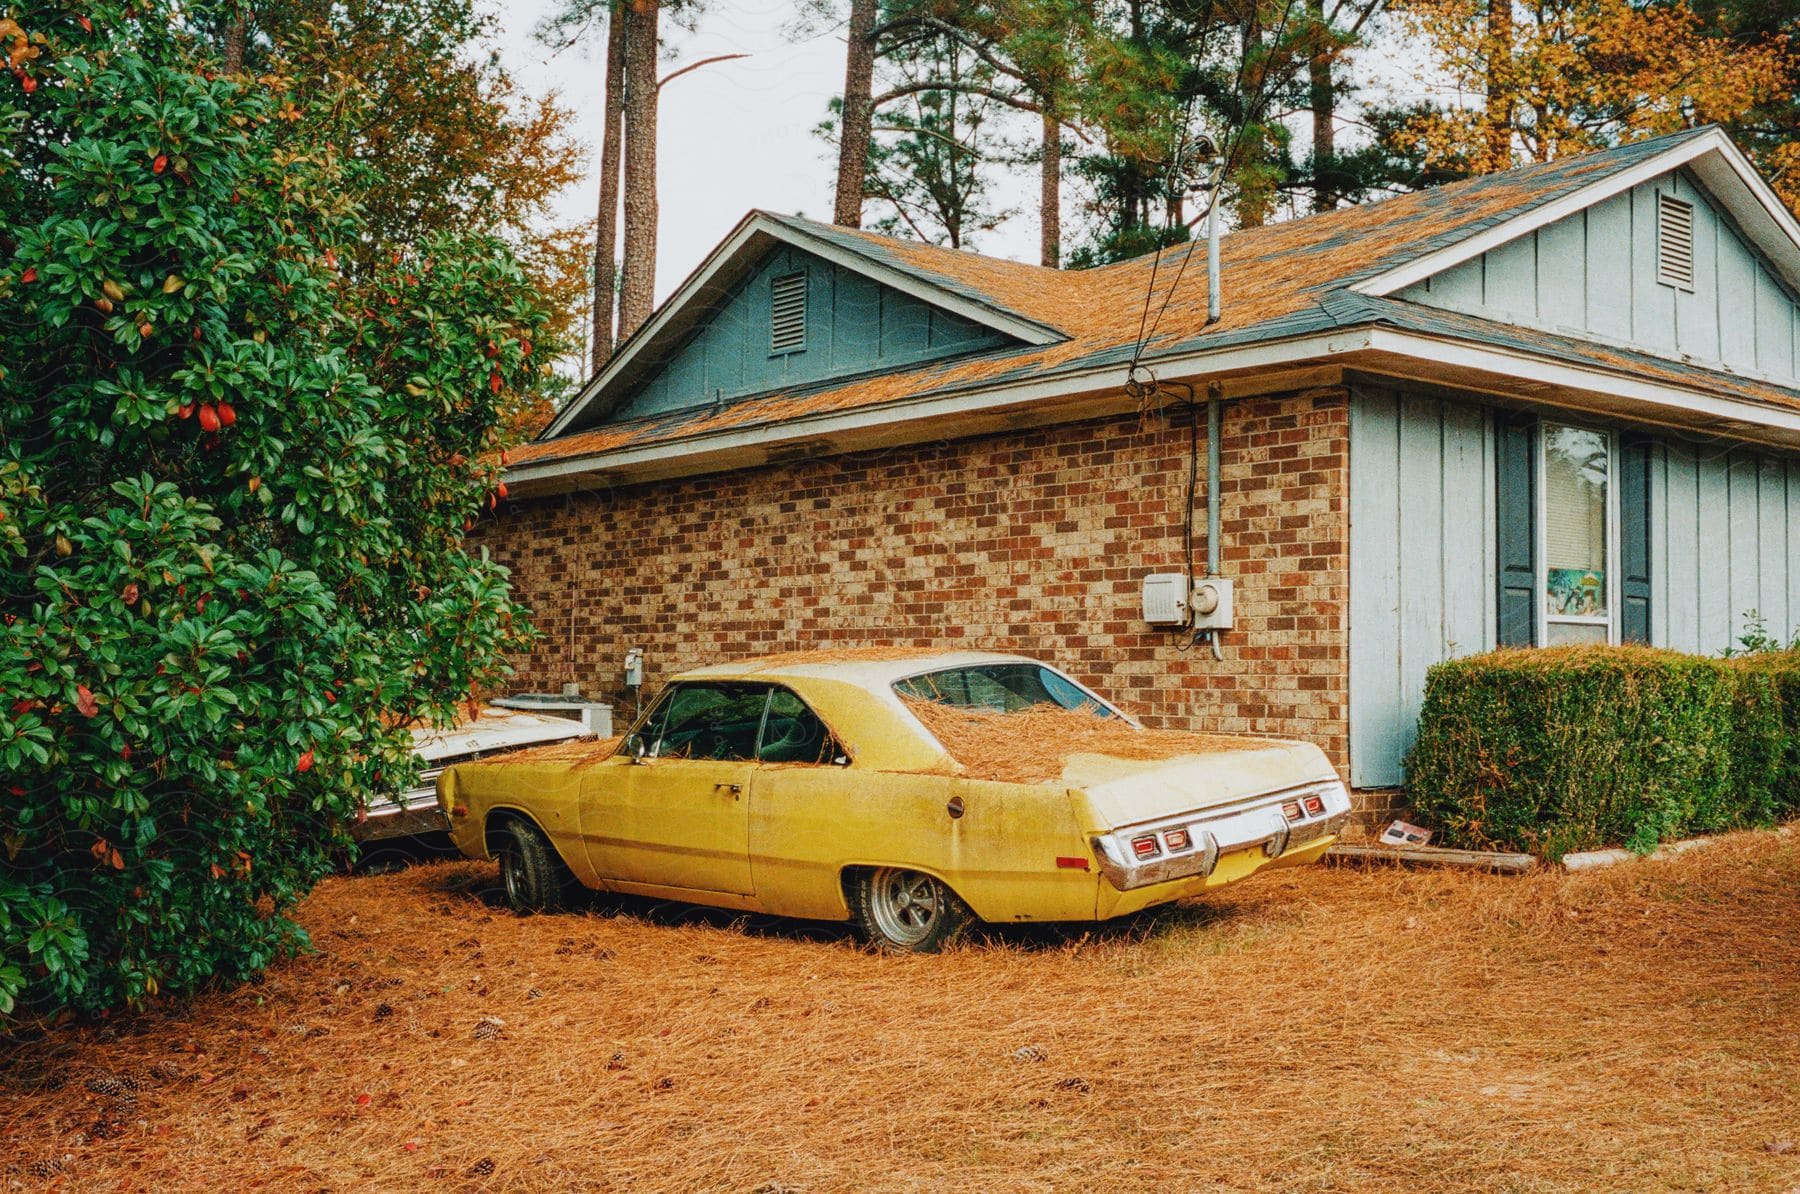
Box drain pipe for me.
[1206,161,1223,326]
[1205,382,1224,660]
[1207,384,1222,578]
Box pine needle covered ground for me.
[4,832,1798,1191]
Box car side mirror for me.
[629,736,648,764]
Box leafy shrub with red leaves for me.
[0,2,549,1018]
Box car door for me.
[582,682,766,895]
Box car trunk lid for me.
[1063,739,1336,829]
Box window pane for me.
[758,690,836,764]
[1545,621,1608,645]
[652,683,769,761]
[895,665,1113,717]
[1543,425,1609,621]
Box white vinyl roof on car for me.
[679,649,1040,688]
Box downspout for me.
[1207,387,1222,580]
[1204,164,1225,659]
[1206,160,1223,327]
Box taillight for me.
[1163,828,1191,851]
[1280,801,1302,822]
[1131,834,1160,859]
[1302,794,1326,817]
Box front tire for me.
[495,817,572,914]
[849,867,972,953]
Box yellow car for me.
[438,651,1351,951]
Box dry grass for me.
[908,699,1274,784]
[4,832,1800,1192]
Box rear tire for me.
[849,867,972,953]
[495,817,572,914]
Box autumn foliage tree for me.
[0,1,551,1018]
[238,0,588,437]
[1386,0,1792,173]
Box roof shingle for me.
[512,128,1799,471]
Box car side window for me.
[648,683,771,761]
[757,689,839,764]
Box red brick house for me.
[481,127,1800,807]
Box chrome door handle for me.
[717,783,742,797]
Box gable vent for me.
[770,271,807,354]
[1656,194,1695,291]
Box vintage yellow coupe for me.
[438,651,1350,951]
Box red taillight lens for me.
[1280,801,1302,822]
[1131,834,1160,859]
[1302,794,1326,816]
[1163,828,1191,851]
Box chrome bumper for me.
[352,779,450,842]
[1091,780,1352,891]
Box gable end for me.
[1397,167,1800,387]
[609,242,1019,424]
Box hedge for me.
[1406,645,1799,859]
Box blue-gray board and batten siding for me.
[1347,383,1800,788]
[1398,168,1800,389]
[612,243,1015,423]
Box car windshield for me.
[893,663,1115,718]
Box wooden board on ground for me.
[1326,842,1538,874]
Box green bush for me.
[0,2,551,1020]
[1406,646,1790,859]
[1726,649,1800,817]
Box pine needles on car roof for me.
[904,698,1278,784]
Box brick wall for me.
[476,386,1352,773]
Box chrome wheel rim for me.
[501,840,522,906]
[868,868,942,947]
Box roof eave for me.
[507,320,1800,493]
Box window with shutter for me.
[770,271,807,354]
[1656,194,1695,291]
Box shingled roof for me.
[513,127,1800,478]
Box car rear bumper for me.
[1090,779,1351,892]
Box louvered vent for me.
[770,271,807,353]
[1656,194,1695,291]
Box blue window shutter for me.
[1496,412,1537,647]
[1619,434,1653,643]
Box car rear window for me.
[894,664,1114,717]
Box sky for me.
[492,0,1047,305]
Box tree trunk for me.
[222,6,247,73]
[1484,0,1514,170]
[833,0,879,227]
[591,0,627,371]
[1307,0,1335,212]
[1040,109,1061,267]
[618,0,660,340]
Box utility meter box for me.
[1191,576,1234,631]
[1141,573,1192,626]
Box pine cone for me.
[467,1157,496,1177]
